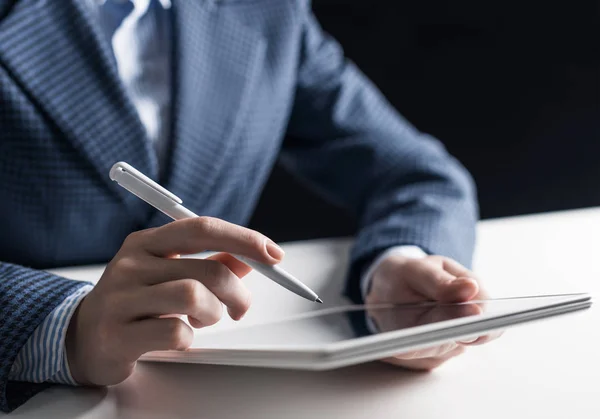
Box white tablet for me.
[141,293,592,370]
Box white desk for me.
[5,208,599,418]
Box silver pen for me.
[109,161,323,304]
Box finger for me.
[119,257,252,320]
[207,252,253,279]
[432,257,480,302]
[440,258,490,302]
[458,336,479,344]
[117,256,244,286]
[401,261,456,299]
[124,317,194,359]
[126,279,224,327]
[460,330,504,346]
[402,262,478,303]
[392,341,460,360]
[437,277,480,303]
[440,257,474,279]
[383,345,465,371]
[126,217,284,264]
[192,259,252,321]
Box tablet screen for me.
[192,294,583,349]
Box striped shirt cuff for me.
[8,285,93,386]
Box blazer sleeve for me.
[0,262,88,413]
[282,1,479,303]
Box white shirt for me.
[94,0,173,170]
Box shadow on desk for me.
[113,362,424,419]
[11,362,424,419]
[9,387,109,418]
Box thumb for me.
[440,277,480,302]
[405,262,479,303]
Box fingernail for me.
[266,240,285,261]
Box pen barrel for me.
[234,255,319,302]
[111,162,319,303]
[160,206,321,303]
[164,203,198,220]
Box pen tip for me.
[316,297,323,304]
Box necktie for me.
[98,0,134,41]
[97,0,173,172]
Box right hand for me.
[65,217,285,386]
[366,255,499,370]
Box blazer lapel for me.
[0,0,157,220]
[162,0,267,213]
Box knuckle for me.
[122,232,137,248]
[123,230,144,248]
[202,260,229,282]
[244,230,264,251]
[202,261,218,281]
[434,270,451,284]
[215,262,231,280]
[192,216,217,234]
[179,279,202,309]
[166,320,192,350]
[113,256,139,277]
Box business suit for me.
[0,0,477,411]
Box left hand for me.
[366,254,498,371]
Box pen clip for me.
[109,162,183,204]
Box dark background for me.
[249,0,600,242]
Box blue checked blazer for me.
[0,0,478,412]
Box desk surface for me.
[5,208,600,418]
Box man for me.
[0,0,484,412]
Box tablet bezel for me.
[140,293,592,370]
